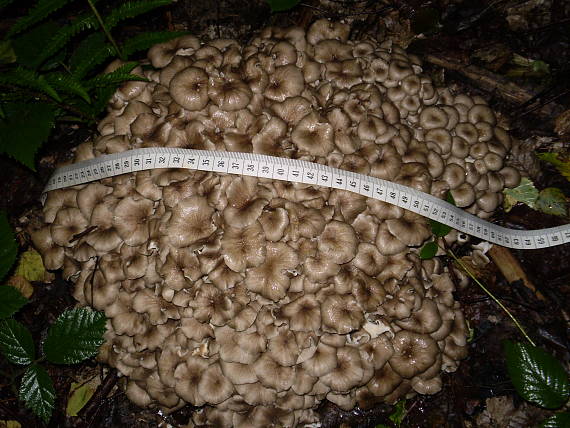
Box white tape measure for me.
[43,147,570,250]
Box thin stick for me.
[445,247,536,347]
[87,0,124,60]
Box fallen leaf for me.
[538,152,570,182]
[535,187,568,217]
[14,249,45,282]
[66,381,96,417]
[6,276,33,299]
[0,421,22,428]
[503,177,539,212]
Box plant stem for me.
[444,246,537,347]
[86,0,125,60]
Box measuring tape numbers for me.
[43,147,570,250]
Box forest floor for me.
[1,1,569,427]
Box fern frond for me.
[103,0,173,31]
[7,0,79,38]
[35,13,99,67]
[85,62,147,88]
[89,86,117,116]
[0,67,61,101]
[45,72,91,103]
[121,31,187,58]
[71,36,115,80]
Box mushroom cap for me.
[169,66,209,111]
[388,330,439,378]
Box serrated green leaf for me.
[420,241,438,259]
[69,32,109,78]
[536,188,568,217]
[503,177,539,212]
[44,308,106,364]
[540,413,570,428]
[504,341,570,409]
[0,318,35,365]
[11,21,59,69]
[0,211,17,281]
[121,31,187,58]
[36,13,99,68]
[0,102,57,170]
[19,364,55,424]
[85,62,146,88]
[44,72,91,103]
[538,152,570,182]
[266,0,300,12]
[0,286,27,319]
[0,67,61,101]
[103,0,174,31]
[7,0,78,38]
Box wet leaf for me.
[504,341,570,409]
[535,188,568,217]
[420,241,438,260]
[66,381,95,416]
[429,219,452,237]
[389,399,407,426]
[14,249,46,282]
[0,420,22,428]
[44,308,106,364]
[6,276,34,299]
[0,318,35,365]
[541,413,570,428]
[503,177,539,212]
[538,152,570,182]
[0,286,27,319]
[19,364,55,424]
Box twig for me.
[87,0,124,60]
[445,247,537,347]
[487,245,546,301]
[78,370,119,422]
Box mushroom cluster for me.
[32,20,521,427]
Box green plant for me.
[504,341,570,428]
[420,195,570,427]
[0,0,183,170]
[0,294,106,423]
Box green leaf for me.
[66,381,95,416]
[504,341,570,409]
[0,102,57,170]
[535,187,568,217]
[14,249,46,282]
[7,0,78,38]
[85,62,146,88]
[389,399,407,426]
[503,177,539,212]
[0,286,27,319]
[121,31,187,58]
[266,0,300,12]
[0,211,17,281]
[0,0,17,12]
[538,152,570,182]
[19,364,55,424]
[0,67,61,102]
[36,13,99,68]
[45,72,91,103]
[11,21,59,69]
[103,0,174,31]
[44,308,106,364]
[541,413,570,428]
[420,241,438,260]
[429,219,452,237]
[70,33,114,79]
[0,318,35,365]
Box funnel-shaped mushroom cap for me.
[389,330,439,378]
[170,66,209,111]
[321,347,365,392]
[163,196,216,247]
[245,242,298,301]
[291,112,334,157]
[112,196,154,246]
[317,220,358,264]
[198,363,235,404]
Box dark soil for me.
[1,1,569,427]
